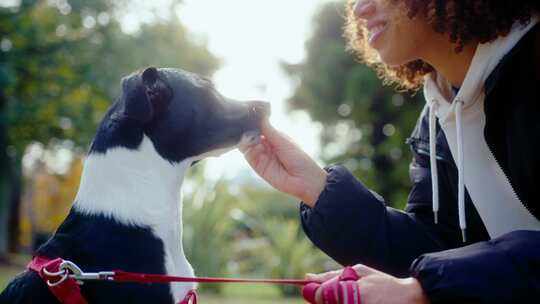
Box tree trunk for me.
[8,158,21,253]
[0,91,10,259]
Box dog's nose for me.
[250,101,271,118]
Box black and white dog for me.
[0,67,269,303]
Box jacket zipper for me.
[413,136,537,220]
[484,141,538,220]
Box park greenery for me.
[0,0,424,299]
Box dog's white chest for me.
[74,136,196,302]
[153,201,196,302]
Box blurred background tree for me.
[284,2,424,208]
[0,0,218,257]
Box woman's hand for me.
[240,119,327,207]
[306,264,429,304]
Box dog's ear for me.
[142,66,159,85]
[143,67,172,118]
[124,67,172,124]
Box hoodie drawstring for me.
[429,101,439,224]
[429,100,467,243]
[455,100,466,243]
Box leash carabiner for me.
[42,262,69,287]
[58,260,115,285]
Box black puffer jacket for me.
[300,23,540,303]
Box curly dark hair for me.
[344,0,540,90]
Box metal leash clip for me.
[44,260,115,286]
[42,264,69,287]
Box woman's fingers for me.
[240,120,326,204]
[306,264,378,284]
[315,286,323,304]
[241,142,264,164]
[260,119,298,152]
[242,135,276,166]
[304,265,417,304]
[310,275,362,304]
[352,264,380,277]
[241,138,292,191]
[305,269,341,283]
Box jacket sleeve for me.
[300,164,447,277]
[410,230,540,304]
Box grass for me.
[199,286,305,304]
[0,255,306,303]
[0,266,22,290]
[201,294,305,304]
[0,254,28,289]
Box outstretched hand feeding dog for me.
[0,67,270,304]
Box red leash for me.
[112,270,309,285]
[28,256,360,304]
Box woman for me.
[242,0,540,303]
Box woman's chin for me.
[378,56,404,67]
[377,50,415,68]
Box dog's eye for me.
[192,76,213,90]
[197,76,214,88]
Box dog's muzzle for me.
[249,101,271,119]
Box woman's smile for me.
[367,19,388,47]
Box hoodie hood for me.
[423,15,540,242]
[425,15,540,124]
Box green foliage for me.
[1,0,219,155]
[0,0,219,254]
[285,2,425,208]
[183,181,235,294]
[257,219,333,297]
[181,168,338,297]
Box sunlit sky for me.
[174,0,332,181]
[6,0,338,181]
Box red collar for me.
[27,256,88,304]
[179,290,197,304]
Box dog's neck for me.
[75,136,190,225]
[74,135,195,301]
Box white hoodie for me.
[423,16,540,242]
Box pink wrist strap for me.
[302,266,361,304]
